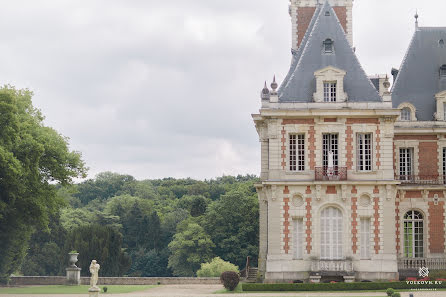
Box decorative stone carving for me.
[271,185,277,201]
[89,260,100,289]
[292,194,304,207]
[341,185,348,202]
[66,252,81,286]
[359,195,371,207]
[386,185,393,201]
[316,185,322,201]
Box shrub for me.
[391,293,401,297]
[220,271,240,291]
[242,281,446,291]
[386,288,395,296]
[103,286,108,293]
[428,270,446,279]
[197,257,239,277]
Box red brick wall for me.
[308,126,316,170]
[282,119,315,125]
[404,191,423,199]
[346,118,379,124]
[418,142,439,177]
[394,135,437,140]
[283,186,290,254]
[333,7,347,33]
[305,186,312,254]
[296,7,316,48]
[346,125,353,170]
[428,201,445,253]
[326,186,337,194]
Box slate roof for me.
[391,27,446,121]
[279,1,382,103]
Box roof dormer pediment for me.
[314,66,346,76]
[435,90,446,99]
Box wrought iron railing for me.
[315,167,347,181]
[398,258,446,270]
[395,175,445,185]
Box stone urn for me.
[68,252,79,268]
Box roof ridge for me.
[391,30,418,92]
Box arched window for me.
[401,107,411,121]
[440,65,446,77]
[321,207,342,259]
[404,210,424,258]
[323,39,333,53]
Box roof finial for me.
[415,10,419,30]
[271,75,278,93]
[261,81,270,101]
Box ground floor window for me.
[404,210,424,258]
[293,219,303,259]
[320,207,343,259]
[360,218,371,259]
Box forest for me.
[21,172,260,277]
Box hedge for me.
[242,281,446,291]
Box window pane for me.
[360,218,371,259]
[293,219,303,259]
[357,134,372,171]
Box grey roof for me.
[392,27,446,121]
[279,1,382,102]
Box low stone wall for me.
[9,276,220,286]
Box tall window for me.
[322,134,338,168]
[357,133,372,171]
[321,207,343,259]
[443,148,446,184]
[290,134,305,171]
[323,38,333,53]
[440,65,446,77]
[293,219,304,259]
[404,210,424,258]
[401,108,411,121]
[399,148,413,181]
[324,82,337,102]
[360,218,371,259]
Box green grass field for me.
[0,285,155,294]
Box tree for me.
[168,222,214,276]
[0,86,86,283]
[62,224,131,276]
[203,190,259,269]
[197,257,239,277]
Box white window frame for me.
[399,148,413,181]
[440,65,446,77]
[360,218,371,259]
[293,218,304,259]
[289,134,305,172]
[320,207,343,260]
[357,133,372,172]
[403,210,424,258]
[401,108,411,121]
[443,148,446,185]
[322,133,339,168]
[323,82,337,102]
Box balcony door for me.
[321,207,343,260]
[399,148,413,181]
[323,134,338,170]
[404,210,424,258]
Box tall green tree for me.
[0,87,86,283]
[168,222,214,276]
[62,224,131,276]
[203,189,259,268]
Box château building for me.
[253,0,446,282]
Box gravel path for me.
[0,285,444,297]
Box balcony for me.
[315,167,347,181]
[311,259,353,272]
[395,175,445,185]
[398,258,446,270]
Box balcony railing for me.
[395,175,445,185]
[315,167,347,181]
[311,259,353,272]
[398,258,446,270]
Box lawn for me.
[0,285,155,294]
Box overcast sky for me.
[0,0,445,180]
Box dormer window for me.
[440,65,446,77]
[324,82,337,102]
[325,11,331,16]
[323,39,333,53]
[401,107,411,121]
[313,66,347,103]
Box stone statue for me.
[89,260,100,289]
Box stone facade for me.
[253,1,446,283]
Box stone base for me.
[65,267,81,285]
[309,275,321,283]
[343,275,355,283]
[88,286,100,297]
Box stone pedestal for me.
[88,286,100,297]
[66,267,81,285]
[309,275,321,283]
[343,275,355,283]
